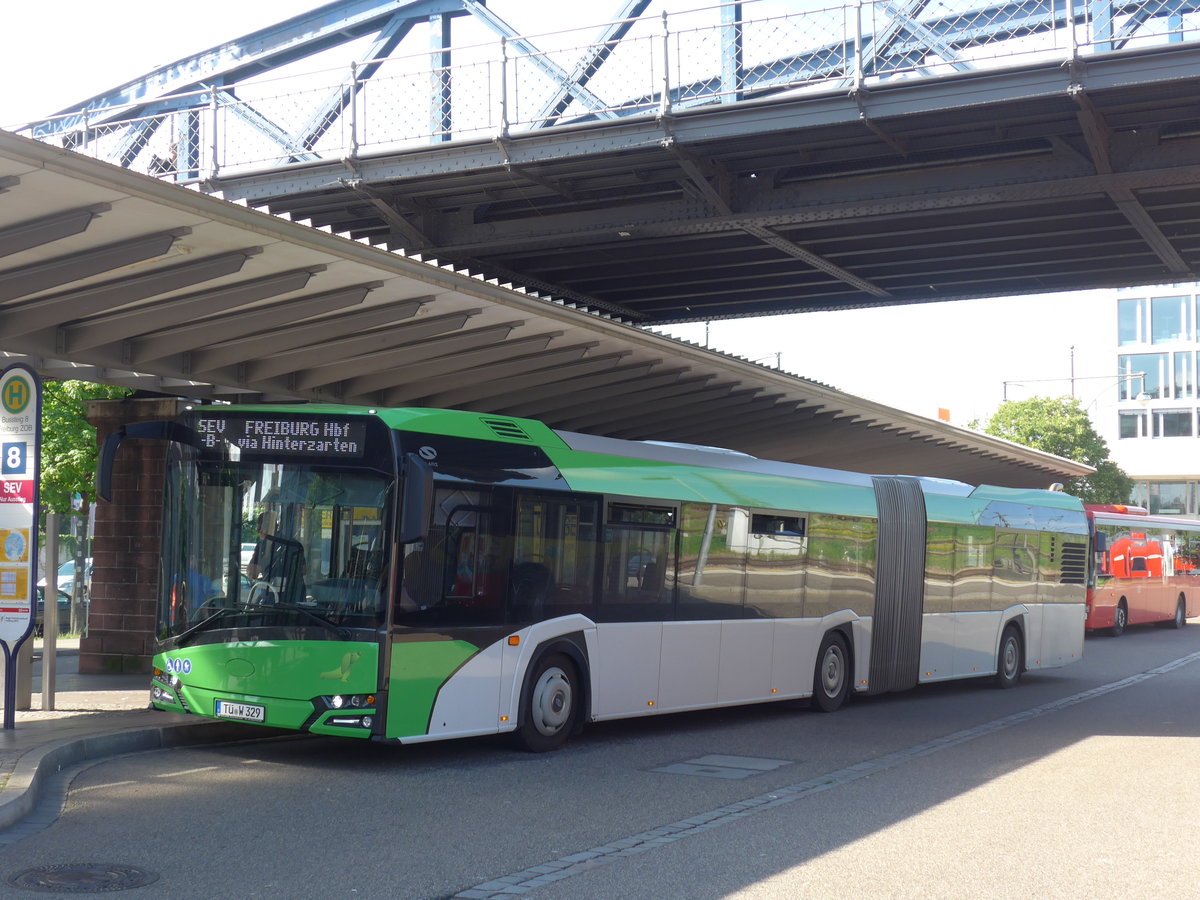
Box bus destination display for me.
[195,415,367,458]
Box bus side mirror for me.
[1093,532,1107,554]
[96,431,124,502]
[398,452,433,544]
[96,421,199,502]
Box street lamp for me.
[1083,372,1150,412]
[749,352,782,370]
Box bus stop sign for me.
[0,364,40,726]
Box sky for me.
[1,0,1116,430]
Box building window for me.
[1174,352,1194,399]
[1118,298,1146,345]
[1151,295,1190,343]
[1118,353,1165,399]
[1118,410,1146,439]
[1148,482,1190,516]
[1130,482,1148,508]
[1152,409,1194,438]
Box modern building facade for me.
[1109,284,1200,516]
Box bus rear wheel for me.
[812,632,850,712]
[994,625,1023,689]
[513,653,578,752]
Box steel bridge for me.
[15,0,1200,324]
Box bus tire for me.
[513,652,578,752]
[1110,600,1127,637]
[1170,596,1186,629]
[994,625,1023,689]
[812,631,850,713]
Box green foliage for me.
[40,381,131,516]
[977,395,1133,505]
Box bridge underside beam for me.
[199,43,1200,323]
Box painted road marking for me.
[651,754,794,779]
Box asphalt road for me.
[3,623,1199,900]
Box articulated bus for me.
[1086,504,1200,635]
[99,406,1090,751]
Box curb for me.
[0,718,294,831]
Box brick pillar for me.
[82,398,185,674]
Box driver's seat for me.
[509,562,551,620]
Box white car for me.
[240,543,256,572]
[37,558,92,600]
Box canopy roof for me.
[0,130,1091,487]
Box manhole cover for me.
[6,864,159,894]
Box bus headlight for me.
[319,694,375,711]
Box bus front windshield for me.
[160,448,391,640]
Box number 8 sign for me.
[1,443,26,476]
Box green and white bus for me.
[99,405,1089,751]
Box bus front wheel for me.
[1110,601,1127,637]
[513,653,578,752]
[1170,596,1187,629]
[994,625,1023,689]
[812,632,850,713]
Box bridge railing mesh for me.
[13,0,1200,182]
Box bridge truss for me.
[12,0,1200,321]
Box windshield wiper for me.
[174,608,242,646]
[171,602,351,645]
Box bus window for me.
[599,500,676,622]
[512,494,599,620]
[677,503,747,621]
[953,526,994,613]
[396,487,508,624]
[804,513,876,619]
[744,510,806,618]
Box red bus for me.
[1086,504,1200,635]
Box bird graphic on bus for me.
[320,651,362,682]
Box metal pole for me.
[498,38,510,138]
[720,1,743,103]
[854,0,865,90]
[1066,0,1078,58]
[348,62,360,158]
[208,87,220,180]
[42,514,58,710]
[659,11,671,119]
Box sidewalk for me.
[0,638,283,831]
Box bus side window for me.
[598,501,676,622]
[511,493,598,619]
[677,503,747,620]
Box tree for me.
[40,380,131,517]
[976,395,1133,504]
